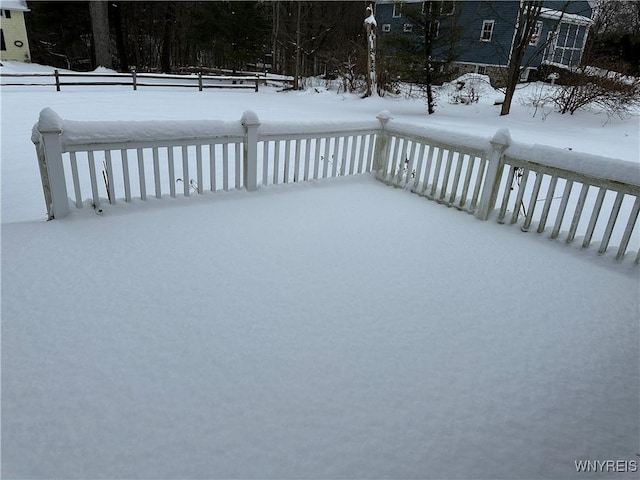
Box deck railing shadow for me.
[32,108,640,263]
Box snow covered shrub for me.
[551,64,640,119]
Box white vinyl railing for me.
[32,108,639,263]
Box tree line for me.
[26,1,367,80]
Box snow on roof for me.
[539,7,592,26]
[0,0,29,11]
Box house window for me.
[477,65,486,75]
[529,21,543,46]
[403,23,413,33]
[1,30,6,51]
[382,23,391,33]
[440,1,455,15]
[393,3,402,18]
[481,20,494,42]
[0,10,11,18]
[545,22,587,68]
[434,20,441,38]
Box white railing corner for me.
[476,128,511,221]
[373,110,393,176]
[34,108,70,220]
[241,110,260,191]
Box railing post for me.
[131,67,137,91]
[241,110,260,191]
[35,108,70,219]
[373,110,392,177]
[475,128,511,221]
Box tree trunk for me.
[500,1,543,116]
[89,0,112,69]
[160,1,178,73]
[424,1,435,114]
[294,1,302,90]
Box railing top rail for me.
[258,120,380,139]
[505,142,640,187]
[385,119,490,156]
[32,108,245,149]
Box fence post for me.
[132,67,137,91]
[475,128,511,221]
[241,110,260,191]
[35,108,70,219]
[54,69,60,91]
[198,72,203,91]
[373,110,392,177]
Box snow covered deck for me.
[2,176,638,478]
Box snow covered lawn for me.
[2,176,639,479]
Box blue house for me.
[375,0,594,85]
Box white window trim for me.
[382,23,391,32]
[403,23,413,33]
[393,3,402,18]
[481,20,495,42]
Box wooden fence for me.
[31,108,639,263]
[2,69,293,91]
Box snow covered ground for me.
[2,62,639,479]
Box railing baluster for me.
[331,136,341,177]
[583,187,607,248]
[566,183,590,243]
[349,136,358,176]
[497,166,517,224]
[196,145,203,194]
[598,191,624,254]
[272,141,280,185]
[458,155,475,209]
[448,152,464,205]
[235,142,242,189]
[69,152,82,208]
[389,137,401,183]
[470,157,486,211]
[303,138,311,181]
[412,143,426,191]
[616,196,640,259]
[283,139,291,183]
[421,145,436,194]
[210,144,217,192]
[429,148,444,198]
[153,147,161,198]
[314,138,322,180]
[365,134,375,173]
[137,148,146,200]
[522,171,543,232]
[168,147,176,197]
[439,149,454,201]
[551,180,574,239]
[262,141,269,186]
[510,168,530,224]
[405,141,417,187]
[182,146,190,196]
[121,149,131,202]
[537,176,558,233]
[223,143,230,191]
[357,134,367,173]
[294,139,301,182]
[88,151,100,206]
[104,150,116,204]
[322,137,331,178]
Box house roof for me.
[540,7,593,26]
[0,0,29,11]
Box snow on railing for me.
[32,108,639,262]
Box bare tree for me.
[364,4,377,97]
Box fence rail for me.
[2,69,294,91]
[31,108,639,263]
